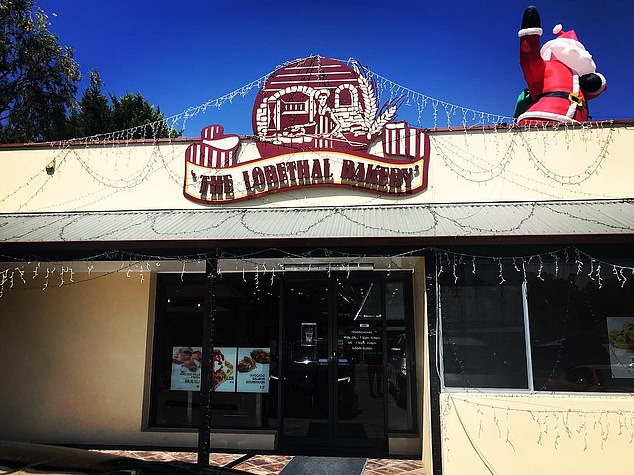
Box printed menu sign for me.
[343,327,381,352]
[170,346,202,391]
[236,347,270,393]
[171,346,270,393]
[607,317,634,378]
[213,347,237,393]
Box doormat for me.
[279,456,367,475]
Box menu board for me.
[170,346,270,393]
[236,347,270,393]
[606,317,634,378]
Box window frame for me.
[438,255,634,395]
[144,267,420,434]
[146,271,281,430]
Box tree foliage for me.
[0,0,81,142]
[0,1,179,143]
[65,69,181,140]
[111,92,180,139]
[66,69,110,138]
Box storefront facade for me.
[1,58,633,474]
[147,264,420,456]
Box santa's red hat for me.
[552,23,578,41]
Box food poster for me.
[213,347,237,392]
[236,347,271,393]
[170,346,202,391]
[606,317,634,378]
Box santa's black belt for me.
[535,91,584,107]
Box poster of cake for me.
[236,347,270,393]
[170,346,202,391]
[606,317,634,378]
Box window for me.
[385,280,417,432]
[528,259,634,392]
[440,261,529,389]
[148,268,418,434]
[148,273,279,429]
[439,252,634,393]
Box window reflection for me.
[149,273,279,429]
[385,280,415,432]
[439,254,634,394]
[440,262,529,389]
[528,259,634,392]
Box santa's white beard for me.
[540,38,596,75]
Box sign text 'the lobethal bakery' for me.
[183,57,430,204]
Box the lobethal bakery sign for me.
[183,57,430,204]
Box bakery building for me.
[0,57,633,475]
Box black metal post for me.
[425,251,443,475]
[197,257,217,466]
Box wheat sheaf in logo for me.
[184,56,430,204]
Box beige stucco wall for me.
[1,125,633,463]
[0,124,632,213]
[440,392,634,475]
[0,271,195,447]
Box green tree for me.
[65,69,111,138]
[110,91,180,139]
[65,72,181,140]
[0,0,81,142]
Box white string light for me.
[0,56,623,215]
[360,63,514,128]
[447,395,634,456]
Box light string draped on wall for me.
[436,248,634,466]
[0,56,625,212]
[442,394,634,475]
[429,124,619,199]
[0,245,632,299]
[9,124,619,213]
[2,246,633,457]
[435,246,634,288]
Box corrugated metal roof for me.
[0,200,632,244]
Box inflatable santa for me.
[516,5,606,125]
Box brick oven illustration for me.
[252,57,398,156]
[183,56,431,204]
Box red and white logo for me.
[184,57,430,204]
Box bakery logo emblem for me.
[184,57,430,204]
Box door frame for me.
[277,270,396,454]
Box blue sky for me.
[39,0,632,137]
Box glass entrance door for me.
[334,273,385,450]
[280,272,386,453]
[281,275,331,445]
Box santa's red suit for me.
[518,23,606,125]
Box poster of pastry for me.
[606,317,634,378]
[212,347,237,392]
[236,347,270,393]
[170,346,202,391]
